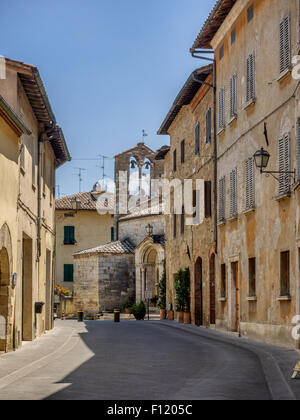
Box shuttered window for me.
[173,149,177,172]
[173,214,177,238]
[219,87,225,130]
[64,226,75,245]
[181,206,185,235]
[247,53,255,102]
[111,226,115,242]
[218,176,226,222]
[206,108,212,144]
[195,123,200,155]
[205,181,212,218]
[64,264,74,283]
[278,134,291,195]
[280,16,291,74]
[245,157,255,210]
[230,74,237,118]
[181,140,185,164]
[230,169,238,218]
[297,119,300,180]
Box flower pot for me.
[184,312,191,324]
[168,310,174,321]
[125,308,131,314]
[177,311,184,324]
[160,309,166,320]
[151,303,157,308]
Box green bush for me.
[123,301,133,310]
[131,301,146,320]
[157,260,167,310]
[174,268,190,312]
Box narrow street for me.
[0,320,299,400]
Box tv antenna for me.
[142,129,148,142]
[73,167,86,192]
[97,155,109,191]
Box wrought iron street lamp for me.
[253,147,296,183]
[145,224,153,237]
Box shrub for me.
[157,260,167,310]
[174,268,190,312]
[131,301,146,320]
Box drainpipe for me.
[37,122,55,262]
[190,49,218,252]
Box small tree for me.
[174,268,190,312]
[157,260,167,310]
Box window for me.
[221,264,226,299]
[206,108,211,144]
[64,226,75,245]
[205,181,212,218]
[248,4,254,23]
[173,149,177,172]
[245,157,255,210]
[280,251,290,297]
[230,168,238,218]
[230,74,237,119]
[278,134,291,195]
[181,140,185,164]
[180,206,185,235]
[248,258,256,297]
[231,29,236,45]
[297,119,300,180]
[219,87,225,130]
[173,213,177,238]
[195,123,200,155]
[218,176,226,222]
[111,226,115,242]
[64,264,74,283]
[280,16,291,74]
[219,44,224,60]
[246,53,255,102]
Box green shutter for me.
[64,264,74,282]
[64,226,75,244]
[111,226,115,242]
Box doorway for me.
[210,254,216,325]
[195,257,203,326]
[22,235,33,341]
[231,261,240,332]
[0,247,9,351]
[45,249,52,331]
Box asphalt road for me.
[0,320,299,400]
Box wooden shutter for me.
[230,169,238,218]
[297,119,300,180]
[64,264,74,282]
[219,177,226,221]
[219,87,225,129]
[173,149,177,172]
[247,54,255,102]
[64,226,75,245]
[230,74,237,118]
[206,109,211,144]
[173,214,177,238]
[246,158,255,210]
[280,16,291,74]
[278,134,291,195]
[205,181,212,218]
[111,226,115,242]
[181,140,185,163]
[195,123,200,155]
[181,206,185,235]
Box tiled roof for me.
[73,239,135,256]
[119,202,162,221]
[191,0,236,50]
[56,191,114,212]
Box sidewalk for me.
[158,320,300,400]
[0,320,86,391]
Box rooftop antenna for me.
[97,155,109,191]
[73,167,86,193]
[56,184,61,199]
[142,129,148,143]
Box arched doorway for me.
[0,247,10,351]
[143,248,158,298]
[195,257,203,326]
[210,254,216,325]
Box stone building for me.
[158,65,216,325]
[191,0,300,348]
[73,142,166,317]
[55,186,114,292]
[0,57,70,352]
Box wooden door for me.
[210,254,216,324]
[232,262,240,332]
[195,258,203,326]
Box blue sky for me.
[2,0,214,196]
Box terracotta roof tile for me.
[56,191,114,212]
[73,239,135,256]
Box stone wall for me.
[119,215,165,248]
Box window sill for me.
[247,296,257,302]
[218,219,226,226]
[243,97,256,111]
[217,127,226,136]
[219,297,226,302]
[275,192,291,202]
[228,214,238,222]
[277,68,292,83]
[228,115,238,125]
[277,296,291,302]
[244,207,256,215]
[63,242,77,246]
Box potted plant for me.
[150,296,158,308]
[175,269,185,323]
[157,261,167,320]
[183,268,191,325]
[131,301,146,321]
[123,301,132,314]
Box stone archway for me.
[0,224,13,352]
